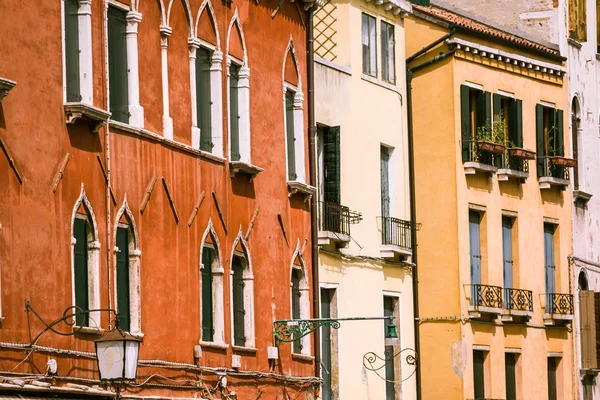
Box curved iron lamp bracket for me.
[25,299,118,346]
[363,348,418,383]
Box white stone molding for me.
[188,39,201,148]
[70,184,101,329]
[166,0,194,37]
[229,227,255,348]
[160,25,173,139]
[0,78,16,102]
[225,9,248,65]
[113,196,142,334]
[125,11,144,128]
[78,0,94,105]
[210,51,224,157]
[200,219,225,345]
[195,0,220,49]
[282,36,302,92]
[290,239,310,355]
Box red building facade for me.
[0,0,317,398]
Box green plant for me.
[476,113,505,144]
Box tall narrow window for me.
[232,255,245,347]
[571,98,581,189]
[201,246,215,342]
[197,47,213,153]
[535,104,564,178]
[380,146,392,244]
[108,6,129,123]
[321,288,335,400]
[502,216,514,308]
[383,296,396,400]
[64,0,81,102]
[460,85,491,163]
[548,357,558,400]
[381,21,395,83]
[286,90,296,180]
[544,223,556,313]
[291,269,302,353]
[116,226,131,331]
[321,125,341,204]
[505,353,517,400]
[473,350,486,399]
[362,13,377,76]
[229,64,241,160]
[73,217,89,326]
[469,211,482,303]
[568,0,587,41]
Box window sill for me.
[232,345,258,353]
[497,168,528,183]
[65,102,111,133]
[291,353,314,362]
[74,325,105,335]
[0,77,16,102]
[568,38,583,49]
[229,161,264,182]
[361,74,400,94]
[464,162,497,176]
[287,181,316,201]
[573,189,593,203]
[199,341,229,350]
[539,176,569,190]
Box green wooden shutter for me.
[108,6,129,124]
[548,357,557,400]
[380,146,390,218]
[323,126,340,204]
[536,104,545,176]
[460,85,471,162]
[201,247,214,342]
[73,218,89,326]
[492,93,503,167]
[229,65,240,160]
[116,227,130,331]
[515,100,523,148]
[197,48,213,153]
[493,94,501,121]
[475,90,485,132]
[232,257,245,346]
[286,91,296,180]
[484,92,492,131]
[473,350,485,399]
[505,353,517,400]
[555,109,564,156]
[291,270,301,353]
[65,0,81,102]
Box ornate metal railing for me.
[504,288,533,312]
[380,217,411,250]
[539,156,570,180]
[465,139,503,166]
[471,284,503,309]
[546,293,574,315]
[502,152,529,173]
[319,201,351,236]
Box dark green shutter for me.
[229,65,240,160]
[548,357,557,400]
[475,90,486,132]
[383,297,395,400]
[73,218,89,326]
[492,93,503,167]
[484,92,492,131]
[232,257,245,346]
[323,126,340,204]
[291,270,301,353]
[473,351,485,399]
[536,104,545,176]
[65,0,81,102]
[108,6,129,124]
[555,109,564,156]
[197,48,213,153]
[201,247,214,341]
[515,99,523,148]
[505,353,517,400]
[286,91,296,180]
[460,85,471,161]
[116,227,130,331]
[493,94,501,121]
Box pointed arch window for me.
[290,243,310,355]
[283,40,306,183]
[230,231,255,349]
[200,221,226,346]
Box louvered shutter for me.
[515,100,523,148]
[201,247,214,341]
[323,126,340,204]
[73,218,89,326]
[291,270,301,353]
[536,104,545,176]
[475,90,486,132]
[197,48,213,153]
[555,109,564,156]
[460,85,471,162]
[65,0,80,102]
[229,65,240,160]
[580,290,597,369]
[108,6,129,123]
[492,93,503,167]
[493,94,501,122]
[484,92,492,130]
[286,91,296,180]
[116,227,130,331]
[232,257,246,346]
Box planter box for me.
[477,141,505,154]
[507,147,536,160]
[549,156,577,168]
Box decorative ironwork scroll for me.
[547,293,574,315]
[504,288,533,311]
[274,318,341,346]
[363,348,418,383]
[471,284,503,308]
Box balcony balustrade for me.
[538,156,573,189]
[318,201,361,247]
[379,217,412,260]
[468,284,503,319]
[501,288,533,322]
[543,293,574,326]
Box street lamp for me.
[95,324,142,383]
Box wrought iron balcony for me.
[463,140,503,175]
[468,284,502,319]
[318,201,361,247]
[497,148,533,182]
[379,217,413,260]
[501,288,533,322]
[544,293,574,326]
[538,156,572,189]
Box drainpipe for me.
[406,29,456,400]
[306,5,321,382]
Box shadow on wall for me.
[67,123,102,153]
[231,174,256,199]
[541,189,564,207]
[502,324,529,339]
[499,180,524,199]
[466,173,493,193]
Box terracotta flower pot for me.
[507,147,536,160]
[477,141,505,155]
[549,156,577,168]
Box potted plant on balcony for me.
[476,115,505,155]
[507,146,536,160]
[547,129,577,167]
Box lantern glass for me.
[95,329,141,382]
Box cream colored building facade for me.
[314,0,416,398]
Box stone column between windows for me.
[125,11,144,128]
[212,266,225,344]
[210,51,224,157]
[237,66,251,163]
[293,92,305,183]
[129,249,142,334]
[160,25,173,140]
[189,39,201,149]
[78,0,94,105]
[88,240,101,329]
[243,272,255,348]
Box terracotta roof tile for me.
[412,4,559,56]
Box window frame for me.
[283,83,306,183]
[229,233,255,349]
[381,20,396,84]
[362,13,377,77]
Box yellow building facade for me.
[314,0,417,398]
[406,3,574,400]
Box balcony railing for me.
[502,151,529,173]
[546,293,574,315]
[504,288,533,312]
[539,156,570,180]
[380,217,411,250]
[465,140,503,166]
[318,201,362,237]
[471,284,503,309]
